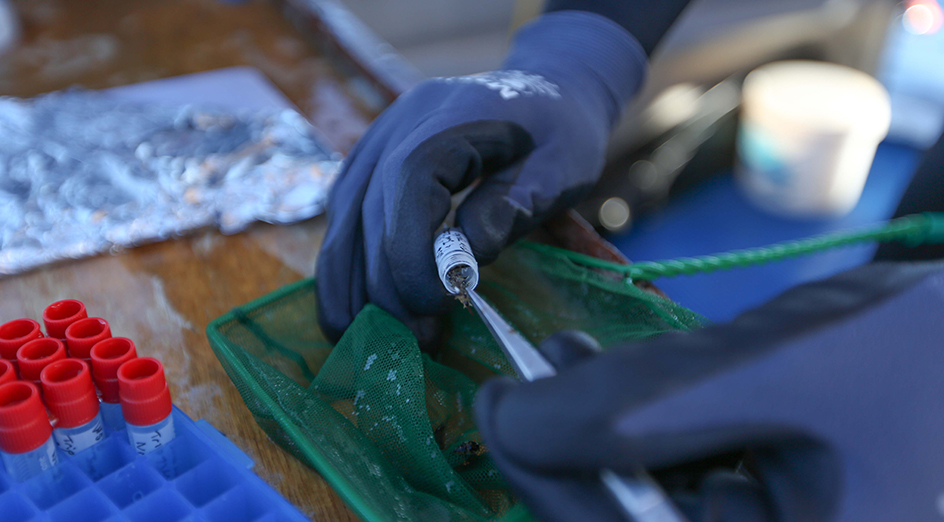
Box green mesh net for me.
[207,243,706,522]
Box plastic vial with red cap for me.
[41,359,105,456]
[90,337,138,431]
[0,318,43,370]
[0,381,59,481]
[65,317,111,364]
[0,359,15,386]
[119,357,175,455]
[17,338,67,389]
[43,299,88,342]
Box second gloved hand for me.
[315,11,647,345]
[476,262,944,522]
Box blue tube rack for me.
[0,407,310,522]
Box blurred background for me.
[337,0,944,320]
[0,0,943,320]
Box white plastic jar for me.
[737,60,892,218]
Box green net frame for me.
[207,212,944,522]
[207,244,705,522]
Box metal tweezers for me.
[467,289,689,522]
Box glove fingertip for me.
[474,376,520,438]
[315,279,350,343]
[456,190,516,265]
[315,236,365,344]
[404,314,445,354]
[698,472,772,522]
[538,330,602,371]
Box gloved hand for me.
[315,11,647,345]
[475,261,944,522]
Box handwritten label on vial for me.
[54,418,106,456]
[434,228,478,294]
[130,417,175,455]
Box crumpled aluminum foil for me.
[0,90,340,276]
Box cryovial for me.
[0,381,58,481]
[64,317,111,365]
[42,299,88,343]
[41,359,105,456]
[0,318,43,372]
[90,337,138,431]
[118,358,175,455]
[17,338,67,390]
[434,227,479,294]
[0,359,15,386]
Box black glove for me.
[315,11,647,345]
[476,261,944,522]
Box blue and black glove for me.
[476,261,944,522]
[315,11,647,345]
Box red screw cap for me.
[90,338,138,404]
[118,358,172,427]
[0,319,43,361]
[0,381,53,454]
[41,359,99,429]
[0,359,16,386]
[43,300,88,340]
[65,318,111,361]
[17,338,67,386]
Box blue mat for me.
[608,142,924,322]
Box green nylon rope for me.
[522,212,944,282]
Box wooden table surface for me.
[0,218,361,521]
[0,2,387,517]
